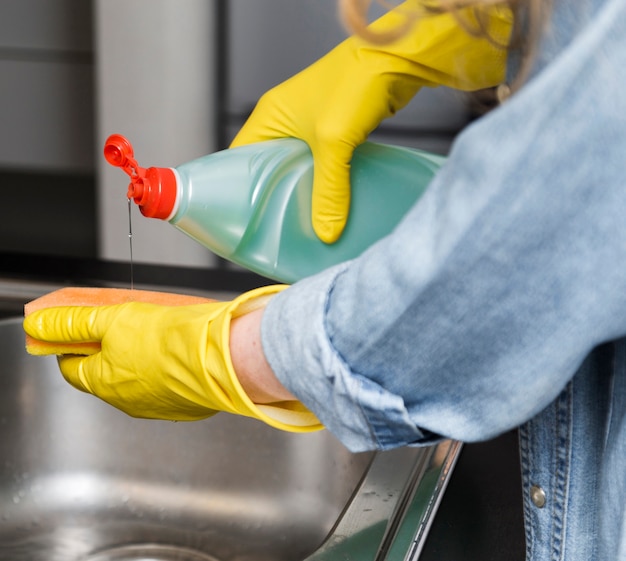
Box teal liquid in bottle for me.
[104,135,444,283]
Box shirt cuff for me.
[261,264,439,452]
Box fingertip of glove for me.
[23,311,44,337]
[313,219,345,244]
[57,354,90,393]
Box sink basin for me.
[0,317,460,561]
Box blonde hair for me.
[338,0,552,93]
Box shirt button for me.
[496,83,512,103]
[530,485,546,508]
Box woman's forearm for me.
[229,308,297,404]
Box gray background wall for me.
[0,0,471,266]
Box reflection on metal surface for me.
[84,544,221,561]
[0,317,459,561]
[385,441,462,561]
[305,440,461,561]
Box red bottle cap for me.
[103,134,178,219]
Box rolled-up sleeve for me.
[261,0,626,452]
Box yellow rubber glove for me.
[230,1,512,243]
[23,286,322,432]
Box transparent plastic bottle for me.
[104,134,444,283]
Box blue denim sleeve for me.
[261,0,626,452]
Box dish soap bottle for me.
[104,134,444,283]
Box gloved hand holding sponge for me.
[231,0,512,242]
[24,286,322,431]
[24,1,511,427]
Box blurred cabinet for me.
[0,0,94,172]
[0,0,91,50]
[0,0,96,258]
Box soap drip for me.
[128,198,134,290]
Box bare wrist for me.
[229,308,296,403]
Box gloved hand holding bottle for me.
[231,0,512,243]
[23,286,322,432]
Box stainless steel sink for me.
[0,317,460,561]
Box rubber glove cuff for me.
[209,286,323,431]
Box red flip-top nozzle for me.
[103,134,178,220]
[104,134,136,169]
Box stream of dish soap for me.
[128,198,134,290]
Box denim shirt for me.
[261,0,626,558]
